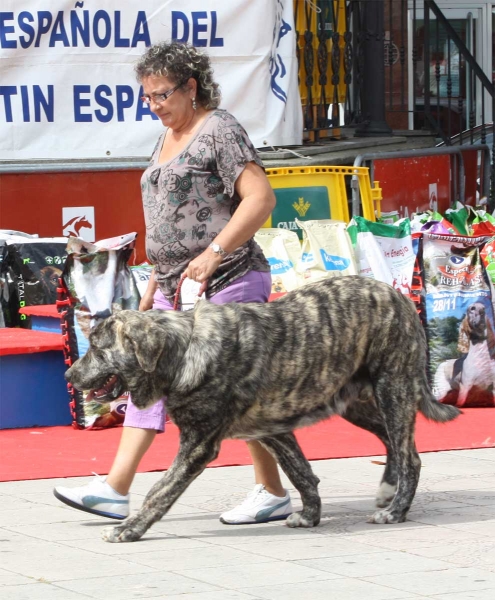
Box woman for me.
[54,41,292,525]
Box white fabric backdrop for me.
[0,0,302,159]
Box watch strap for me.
[209,242,226,256]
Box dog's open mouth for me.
[86,375,122,402]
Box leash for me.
[173,273,188,311]
[173,273,207,311]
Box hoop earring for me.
[192,97,197,110]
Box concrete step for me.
[260,130,437,168]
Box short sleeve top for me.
[140,110,270,301]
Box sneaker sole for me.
[220,513,292,525]
[53,489,128,520]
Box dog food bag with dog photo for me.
[424,232,495,408]
[58,233,141,429]
[295,219,357,284]
[347,216,416,296]
[255,228,302,295]
[3,237,68,328]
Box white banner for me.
[0,0,302,160]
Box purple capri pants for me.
[124,270,272,432]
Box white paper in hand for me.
[180,277,205,311]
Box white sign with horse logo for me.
[62,207,95,242]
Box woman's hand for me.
[184,247,223,295]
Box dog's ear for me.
[457,316,471,354]
[122,315,165,373]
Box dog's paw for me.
[375,482,397,508]
[368,509,406,524]
[286,511,318,528]
[101,524,143,543]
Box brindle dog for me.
[65,276,460,543]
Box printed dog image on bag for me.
[424,233,495,407]
[40,265,63,299]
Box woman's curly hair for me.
[135,42,221,110]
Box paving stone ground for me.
[1,448,494,599]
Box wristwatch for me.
[209,242,226,256]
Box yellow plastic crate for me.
[264,166,380,237]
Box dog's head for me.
[39,266,62,302]
[465,302,487,334]
[65,310,168,409]
[459,302,495,357]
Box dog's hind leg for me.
[259,432,321,528]
[368,379,421,525]
[341,401,397,508]
[102,429,222,543]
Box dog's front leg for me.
[102,429,222,543]
[260,433,321,528]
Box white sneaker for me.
[53,474,129,520]
[220,484,292,525]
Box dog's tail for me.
[419,393,461,422]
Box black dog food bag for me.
[4,237,68,328]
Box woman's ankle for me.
[261,484,286,497]
[105,475,131,496]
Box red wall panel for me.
[373,155,453,217]
[0,170,147,264]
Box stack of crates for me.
[263,165,382,238]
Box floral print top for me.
[141,110,270,301]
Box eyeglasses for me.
[140,82,183,105]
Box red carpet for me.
[0,409,493,482]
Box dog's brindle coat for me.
[65,277,460,543]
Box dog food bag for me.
[481,238,495,286]
[424,232,495,407]
[411,211,461,236]
[444,203,471,236]
[480,237,495,316]
[131,263,155,299]
[59,233,140,429]
[294,219,357,284]
[377,210,400,224]
[2,237,68,328]
[0,235,26,327]
[472,211,495,237]
[0,240,10,328]
[347,216,416,294]
[255,228,302,294]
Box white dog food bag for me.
[347,216,416,295]
[58,233,141,429]
[130,263,154,299]
[424,232,495,408]
[295,219,357,284]
[255,228,302,294]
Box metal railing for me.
[294,0,494,207]
[422,0,494,209]
[293,0,410,140]
[294,0,357,141]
